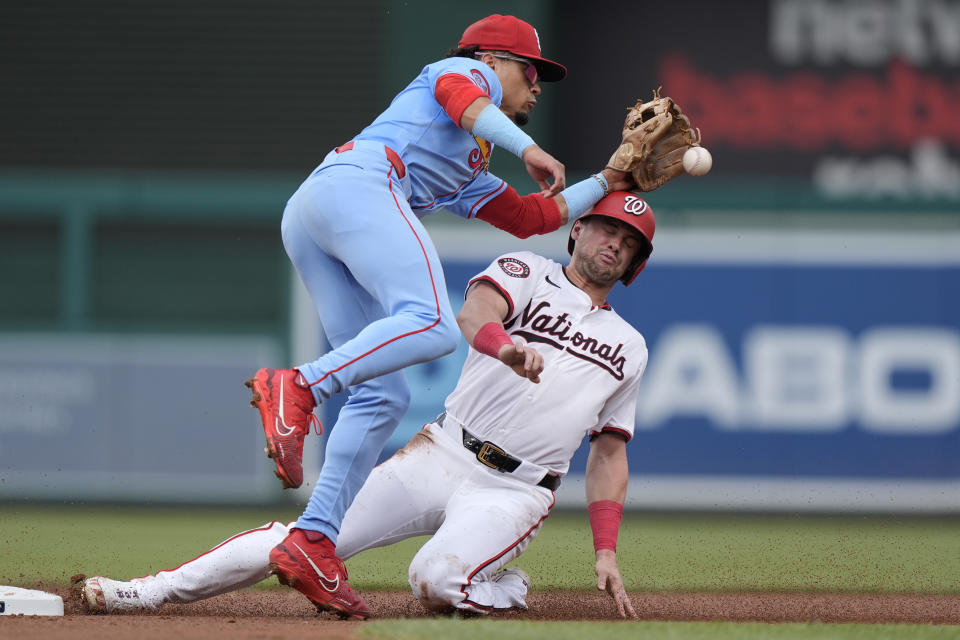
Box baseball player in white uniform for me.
[80,191,655,620]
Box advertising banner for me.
[0,336,282,503]
[555,0,960,207]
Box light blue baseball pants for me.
[280,140,460,543]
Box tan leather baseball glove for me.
[607,88,701,192]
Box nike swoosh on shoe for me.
[292,541,340,592]
[275,375,297,436]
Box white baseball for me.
[683,146,712,176]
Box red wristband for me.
[473,322,513,359]
[588,500,623,552]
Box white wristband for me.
[471,104,537,158]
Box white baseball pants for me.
[133,421,555,613]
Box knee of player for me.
[399,305,459,359]
[408,555,463,611]
[429,315,460,358]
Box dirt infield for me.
[3,587,959,639]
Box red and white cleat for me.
[245,368,321,489]
[269,528,370,620]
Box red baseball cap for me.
[459,14,567,82]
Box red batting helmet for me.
[567,191,656,286]
[459,14,567,82]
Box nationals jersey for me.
[443,252,648,476]
[354,57,508,217]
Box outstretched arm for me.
[457,281,543,383]
[585,432,637,619]
[474,165,635,239]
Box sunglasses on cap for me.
[482,52,538,85]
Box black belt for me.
[436,413,561,492]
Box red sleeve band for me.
[434,73,488,128]
[473,322,513,359]
[588,500,623,552]
[476,185,563,239]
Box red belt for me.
[335,141,406,179]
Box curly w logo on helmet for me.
[622,195,648,215]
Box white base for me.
[0,586,64,616]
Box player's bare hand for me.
[497,342,543,383]
[521,145,565,198]
[595,549,637,619]
[601,167,635,193]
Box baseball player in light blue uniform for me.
[243,14,637,618]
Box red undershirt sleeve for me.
[434,73,489,129]
[476,185,563,239]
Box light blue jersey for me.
[356,57,508,217]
